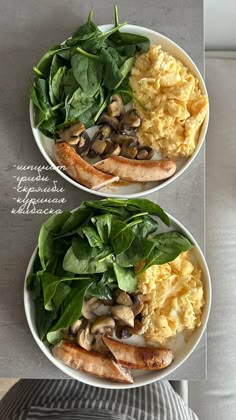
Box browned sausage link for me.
[55,142,119,190]
[102,336,174,370]
[52,340,134,383]
[94,156,176,182]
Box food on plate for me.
[53,340,134,383]
[129,45,208,158]
[137,250,205,345]
[30,6,150,138]
[102,336,174,370]
[94,155,176,182]
[55,141,119,190]
[27,199,204,382]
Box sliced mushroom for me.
[93,304,111,317]
[90,316,116,334]
[100,124,113,139]
[58,122,85,141]
[136,146,155,160]
[111,305,134,328]
[92,334,110,355]
[70,319,83,335]
[76,323,94,351]
[119,110,141,135]
[90,138,107,155]
[81,297,100,320]
[120,138,138,159]
[108,95,125,118]
[132,294,144,317]
[116,291,133,306]
[77,131,91,156]
[102,143,121,158]
[126,319,144,336]
[115,325,132,340]
[111,133,138,146]
[98,113,119,131]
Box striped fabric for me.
[0,379,198,420]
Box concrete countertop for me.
[0,0,205,379]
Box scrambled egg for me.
[137,251,204,345]
[129,45,208,159]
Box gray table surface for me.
[0,0,205,380]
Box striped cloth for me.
[0,379,198,420]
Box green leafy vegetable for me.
[30,6,150,137]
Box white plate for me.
[30,24,209,198]
[24,211,211,388]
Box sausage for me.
[55,142,119,190]
[94,156,176,182]
[52,340,134,383]
[102,336,174,370]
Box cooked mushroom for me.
[76,323,94,351]
[132,295,144,317]
[92,334,110,355]
[116,291,133,306]
[126,319,144,336]
[98,113,119,131]
[136,146,155,160]
[108,95,125,118]
[102,143,121,158]
[111,305,134,328]
[81,297,100,320]
[70,319,83,335]
[90,316,116,334]
[120,138,138,159]
[90,138,107,155]
[58,122,85,141]
[111,133,138,145]
[77,131,91,156]
[119,110,141,135]
[100,124,113,139]
[115,325,132,340]
[93,303,111,317]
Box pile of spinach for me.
[30,6,150,139]
[27,198,193,345]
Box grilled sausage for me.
[94,156,176,182]
[52,340,134,383]
[102,336,174,370]
[55,142,119,190]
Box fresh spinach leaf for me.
[63,68,79,98]
[132,215,159,238]
[116,236,154,267]
[91,214,112,243]
[81,225,103,248]
[35,296,57,341]
[47,279,93,344]
[113,263,137,292]
[38,212,70,270]
[40,271,90,311]
[63,236,112,274]
[35,45,68,77]
[114,56,135,89]
[71,54,103,96]
[59,208,92,236]
[52,282,71,309]
[140,232,193,272]
[100,48,123,90]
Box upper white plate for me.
[24,212,211,388]
[30,24,209,198]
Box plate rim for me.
[29,23,209,198]
[24,210,212,388]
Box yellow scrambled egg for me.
[137,251,204,345]
[129,46,208,159]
